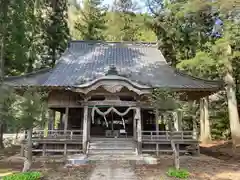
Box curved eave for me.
[4,68,52,87]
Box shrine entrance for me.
[90,106,134,138]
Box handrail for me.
[141,130,197,141]
[29,129,83,140]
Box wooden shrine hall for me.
[5,41,222,156]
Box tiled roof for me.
[4,68,51,87]
[5,41,223,90]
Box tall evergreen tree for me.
[75,0,107,40]
[0,0,11,149]
[112,0,138,41]
[42,0,70,68]
[0,0,10,79]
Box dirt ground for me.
[0,141,239,180]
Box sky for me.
[103,0,147,12]
[76,0,148,12]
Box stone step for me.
[88,150,136,155]
[89,143,135,147]
[88,139,136,155]
[89,146,135,150]
[90,138,133,141]
[90,141,135,144]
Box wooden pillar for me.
[87,109,91,141]
[136,107,142,154]
[42,143,46,156]
[155,110,159,133]
[82,105,88,153]
[64,107,69,134]
[155,110,160,156]
[48,109,55,131]
[178,111,182,131]
[133,111,136,140]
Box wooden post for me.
[87,109,91,141]
[42,143,46,156]
[64,107,69,134]
[20,143,24,157]
[60,112,64,130]
[82,106,88,153]
[48,109,55,131]
[155,109,159,135]
[136,107,142,154]
[64,143,67,156]
[133,111,136,140]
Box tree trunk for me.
[169,114,180,169]
[199,98,205,142]
[200,97,211,144]
[0,124,4,149]
[22,128,32,172]
[203,97,211,142]
[225,72,240,149]
[0,36,4,83]
[0,1,9,150]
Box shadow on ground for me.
[200,140,240,162]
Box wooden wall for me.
[48,90,83,107]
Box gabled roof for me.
[5,41,223,91]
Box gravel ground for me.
[0,154,240,180]
[134,155,240,180]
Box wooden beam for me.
[81,100,152,108]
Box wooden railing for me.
[27,130,83,140]
[142,131,197,141]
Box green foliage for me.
[167,167,190,179]
[0,85,17,131]
[150,0,213,66]
[70,1,156,41]
[75,0,107,40]
[41,0,69,67]
[3,171,42,180]
[11,88,48,130]
[0,0,69,75]
[150,0,240,140]
[151,88,182,111]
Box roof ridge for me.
[69,40,158,47]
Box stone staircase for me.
[87,138,137,155]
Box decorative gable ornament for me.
[106,65,119,76]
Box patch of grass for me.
[167,167,189,179]
[2,171,42,180]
